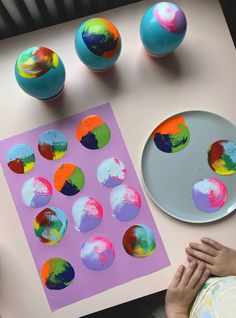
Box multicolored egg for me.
[7,144,35,174]
[75,18,121,71]
[76,114,111,150]
[15,47,65,100]
[72,197,103,232]
[192,178,228,212]
[140,2,187,57]
[208,140,236,176]
[54,163,85,196]
[21,177,53,208]
[123,224,156,258]
[41,257,75,290]
[81,236,115,271]
[38,130,68,160]
[34,207,68,245]
[152,115,190,153]
[97,157,126,187]
[110,185,141,221]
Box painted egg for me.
[208,140,236,175]
[81,236,115,271]
[38,130,68,160]
[192,178,228,212]
[123,224,156,258]
[54,163,85,196]
[34,207,68,245]
[97,157,126,187]
[76,114,111,150]
[152,115,190,153]
[72,197,103,232]
[15,46,65,100]
[21,177,53,208]
[75,18,121,71]
[41,257,75,290]
[110,185,141,221]
[140,2,187,57]
[7,144,35,174]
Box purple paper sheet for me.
[0,103,170,311]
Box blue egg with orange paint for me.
[75,18,121,71]
[140,2,187,57]
[15,46,65,100]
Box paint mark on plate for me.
[192,178,227,212]
[152,115,190,153]
[208,140,236,175]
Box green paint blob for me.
[93,123,111,148]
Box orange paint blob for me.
[76,115,105,141]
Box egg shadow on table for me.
[88,64,122,95]
[146,49,182,78]
[41,86,69,117]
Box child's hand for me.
[186,237,236,277]
[165,261,210,318]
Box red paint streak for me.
[123,226,138,256]
[36,208,56,226]
[208,141,225,169]
[38,143,54,160]
[8,159,24,173]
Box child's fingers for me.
[193,268,211,291]
[169,265,185,288]
[187,261,205,288]
[179,261,197,287]
[189,242,217,257]
[186,247,214,265]
[201,237,222,250]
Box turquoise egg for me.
[75,18,121,71]
[15,47,65,100]
[140,2,187,57]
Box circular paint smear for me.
[81,236,115,271]
[192,178,228,212]
[72,196,103,232]
[76,114,111,150]
[41,257,75,290]
[97,157,126,188]
[123,224,156,258]
[34,207,68,245]
[110,185,141,221]
[21,177,53,208]
[54,163,85,196]
[7,144,35,174]
[152,115,190,153]
[38,130,68,160]
[208,140,236,176]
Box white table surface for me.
[1,1,236,317]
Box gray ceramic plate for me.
[141,111,236,223]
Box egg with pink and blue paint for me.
[72,197,103,232]
[97,157,126,188]
[140,2,187,57]
[15,47,65,100]
[192,178,228,212]
[81,236,115,271]
[110,185,141,221]
[75,18,121,71]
